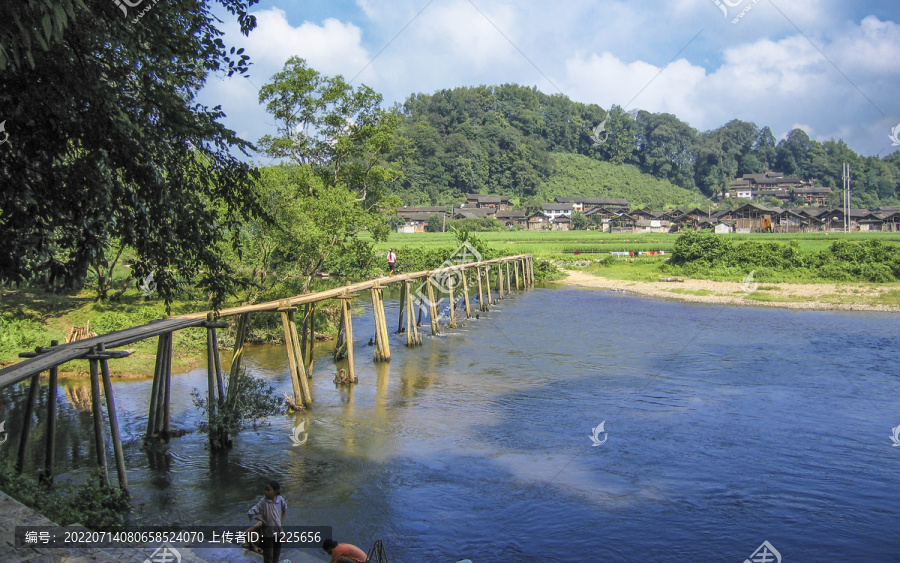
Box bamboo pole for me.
[461,269,472,318]
[515,259,521,290]
[371,286,391,361]
[306,304,316,376]
[485,267,494,305]
[334,302,347,361]
[476,267,486,311]
[405,280,421,346]
[161,333,172,436]
[426,277,441,335]
[16,371,40,474]
[211,325,225,405]
[397,281,407,333]
[44,340,59,483]
[287,310,312,406]
[147,336,164,438]
[506,261,512,294]
[447,275,457,328]
[87,353,109,486]
[205,313,219,420]
[279,305,304,408]
[340,294,356,382]
[300,304,309,373]
[98,343,128,494]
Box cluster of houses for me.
[395,194,900,234]
[725,172,833,206]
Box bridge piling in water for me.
[371,284,390,361]
[448,276,457,328]
[44,340,59,483]
[461,269,472,318]
[404,280,422,346]
[426,276,441,335]
[98,343,128,495]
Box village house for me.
[466,194,511,210]
[542,202,575,221]
[551,215,571,230]
[494,209,528,229]
[395,212,435,233]
[527,212,551,230]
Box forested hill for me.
[386,84,900,208]
[543,153,701,209]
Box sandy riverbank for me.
[550,269,900,312]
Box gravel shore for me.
[551,269,900,313]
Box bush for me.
[191,367,284,450]
[0,462,129,529]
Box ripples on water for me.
[2,287,899,561]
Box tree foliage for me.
[387,84,900,208]
[236,58,402,302]
[0,0,262,307]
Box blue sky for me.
[197,0,900,162]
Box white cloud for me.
[196,2,900,158]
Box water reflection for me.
[1,288,899,560]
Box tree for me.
[570,211,589,230]
[0,0,261,306]
[427,214,444,233]
[247,58,402,296]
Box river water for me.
[2,285,899,562]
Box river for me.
[2,285,899,562]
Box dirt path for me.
[550,270,900,313]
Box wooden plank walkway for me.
[0,255,532,390]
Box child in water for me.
[247,480,288,563]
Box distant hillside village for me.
[396,185,900,234]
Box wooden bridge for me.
[0,255,535,494]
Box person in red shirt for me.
[322,538,369,563]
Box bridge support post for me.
[279,303,311,407]
[461,269,472,318]
[15,371,40,474]
[503,262,512,295]
[397,281,407,333]
[497,263,504,299]
[87,352,110,487]
[476,267,486,311]
[485,267,493,306]
[371,285,390,361]
[305,305,316,377]
[337,293,356,382]
[147,332,172,440]
[515,259,521,290]
[44,340,59,484]
[405,280,421,346]
[98,343,128,494]
[426,276,441,335]
[447,275,457,328]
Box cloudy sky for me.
[197,0,900,161]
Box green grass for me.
[376,230,900,258]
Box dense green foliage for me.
[0,462,129,529]
[386,84,900,207]
[542,153,701,209]
[670,232,900,282]
[0,0,262,306]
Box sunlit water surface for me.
[3,286,899,562]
